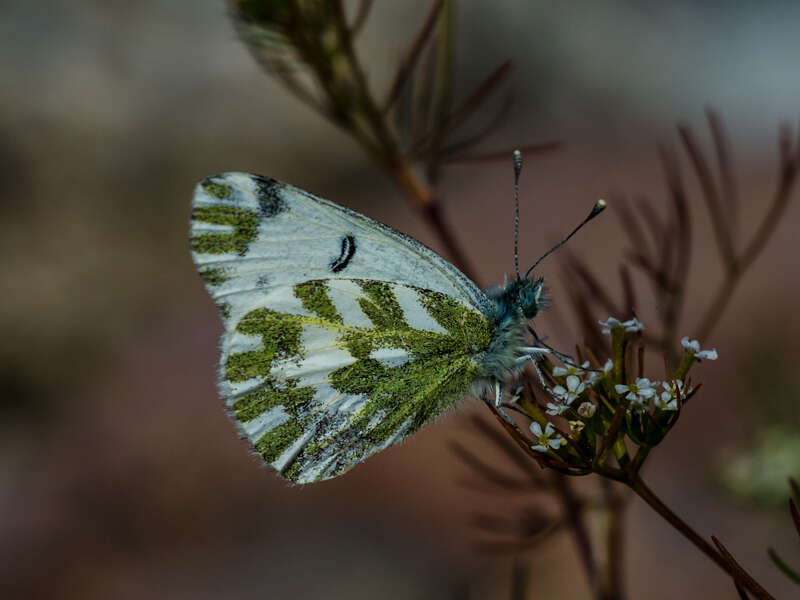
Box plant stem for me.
[627,475,774,600]
[551,474,604,599]
[601,479,626,600]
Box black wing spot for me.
[330,235,356,272]
[252,175,285,217]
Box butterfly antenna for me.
[513,150,523,279]
[524,199,607,278]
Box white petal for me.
[566,375,581,392]
[681,337,701,353]
[622,318,644,332]
[531,444,548,452]
[599,317,621,328]
[530,422,543,436]
[544,422,555,435]
[552,366,568,377]
[614,384,629,394]
[697,349,718,360]
[549,438,563,449]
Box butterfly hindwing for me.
[219,278,491,482]
[190,173,494,482]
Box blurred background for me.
[2,1,799,598]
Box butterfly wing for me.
[190,173,493,482]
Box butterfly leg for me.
[490,381,521,428]
[517,346,551,358]
[518,354,561,400]
[526,325,588,368]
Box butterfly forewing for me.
[190,174,493,482]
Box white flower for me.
[655,380,691,411]
[546,402,569,416]
[587,359,613,385]
[553,361,590,377]
[655,391,677,411]
[621,318,644,333]
[578,401,597,418]
[599,317,622,334]
[681,336,718,360]
[530,422,566,452]
[551,375,586,405]
[599,317,644,335]
[615,377,657,407]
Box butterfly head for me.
[510,276,546,320]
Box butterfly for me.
[190,159,604,483]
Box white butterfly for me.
[190,169,601,483]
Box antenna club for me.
[589,199,607,218]
[512,150,523,176]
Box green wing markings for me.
[191,204,259,256]
[330,353,477,445]
[221,279,491,481]
[199,267,231,286]
[295,280,342,323]
[225,308,305,382]
[356,280,407,330]
[416,287,491,346]
[201,178,233,199]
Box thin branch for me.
[601,478,627,600]
[439,92,516,159]
[421,201,479,282]
[628,474,774,599]
[767,547,800,584]
[695,122,799,340]
[706,108,738,244]
[678,123,735,267]
[450,440,542,491]
[416,59,513,157]
[551,474,603,597]
[712,536,776,600]
[349,0,374,35]
[382,0,445,112]
[440,60,513,137]
[467,414,546,484]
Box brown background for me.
[2,1,799,598]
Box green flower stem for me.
[630,445,650,473]
[612,438,630,466]
[673,351,695,381]
[627,474,775,600]
[611,327,626,383]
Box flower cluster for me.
[521,317,716,462]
